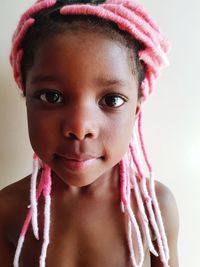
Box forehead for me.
[26,30,137,88]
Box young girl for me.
[0,0,179,266]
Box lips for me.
[55,153,100,171]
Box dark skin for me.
[0,30,179,266]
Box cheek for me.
[26,109,59,158]
[104,110,136,157]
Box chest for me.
[16,195,150,267]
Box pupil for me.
[46,92,59,103]
[105,96,118,106]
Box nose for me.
[61,104,99,141]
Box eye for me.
[100,94,127,108]
[37,90,63,104]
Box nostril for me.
[67,132,93,140]
[68,132,79,140]
[85,133,93,138]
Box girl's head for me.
[23,11,144,187]
[10,0,169,187]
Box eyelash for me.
[99,94,127,108]
[35,90,127,108]
[35,90,63,104]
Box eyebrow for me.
[30,75,61,84]
[94,77,127,87]
[30,74,128,87]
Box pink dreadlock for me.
[10,0,170,266]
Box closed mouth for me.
[54,153,101,171]
[55,153,99,161]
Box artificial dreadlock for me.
[10,0,170,267]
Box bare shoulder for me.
[153,180,179,237]
[149,179,179,267]
[0,174,31,222]
[0,175,31,266]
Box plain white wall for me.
[0,1,200,266]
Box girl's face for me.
[25,30,140,187]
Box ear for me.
[135,100,142,118]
